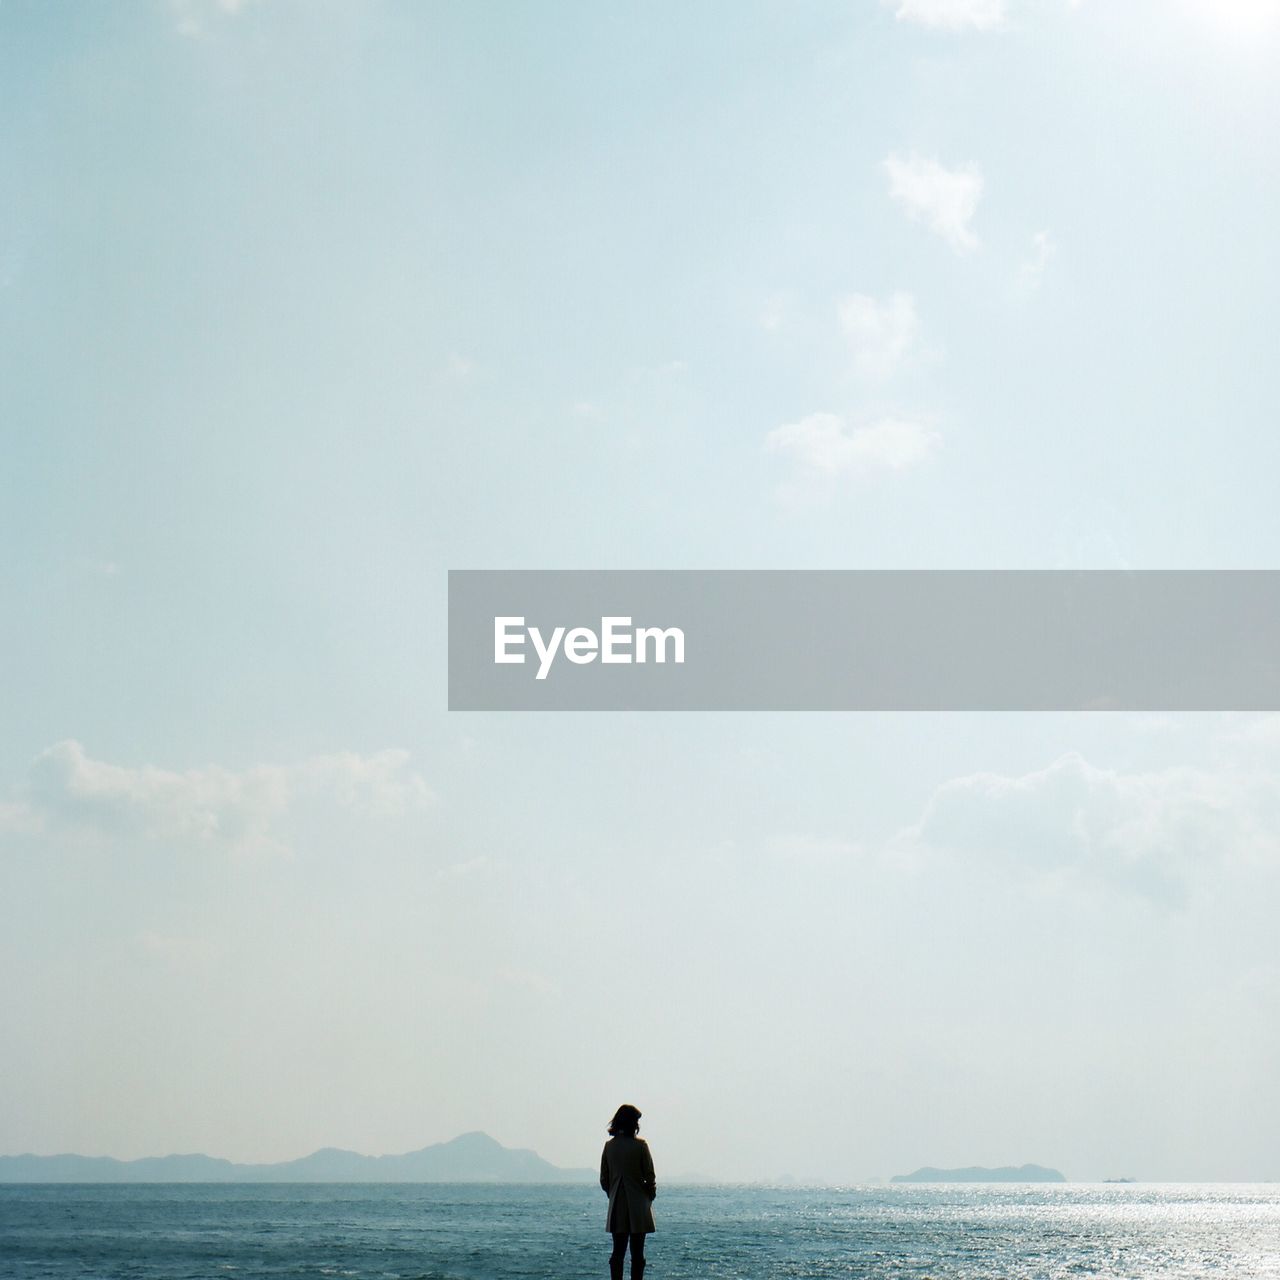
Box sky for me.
[1,0,1279,1183]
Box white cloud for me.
[77,557,120,577]
[168,0,258,38]
[1219,714,1280,754]
[884,152,983,252]
[292,750,434,817]
[900,747,1280,904]
[885,0,1006,29]
[839,291,919,378]
[766,413,941,479]
[758,294,788,333]
[12,740,433,852]
[445,352,475,379]
[0,800,38,834]
[1017,229,1058,293]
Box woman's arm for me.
[600,1146,610,1194]
[642,1142,657,1200]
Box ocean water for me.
[2,1182,1278,1280]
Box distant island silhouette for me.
[892,1164,1066,1183]
[0,1131,595,1184]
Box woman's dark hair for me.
[608,1104,642,1136]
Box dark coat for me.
[599,1134,657,1233]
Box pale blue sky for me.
[2,0,1279,1181]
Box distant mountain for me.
[0,1132,596,1184]
[891,1163,1066,1183]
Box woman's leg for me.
[609,1232,628,1280]
[629,1232,646,1279]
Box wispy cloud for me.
[1017,229,1058,293]
[884,0,1006,30]
[884,152,983,252]
[79,557,121,578]
[838,291,919,379]
[758,294,789,333]
[168,0,259,39]
[7,740,433,853]
[897,746,1280,905]
[766,413,941,493]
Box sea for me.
[2,1182,1278,1280]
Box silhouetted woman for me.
[599,1103,656,1280]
